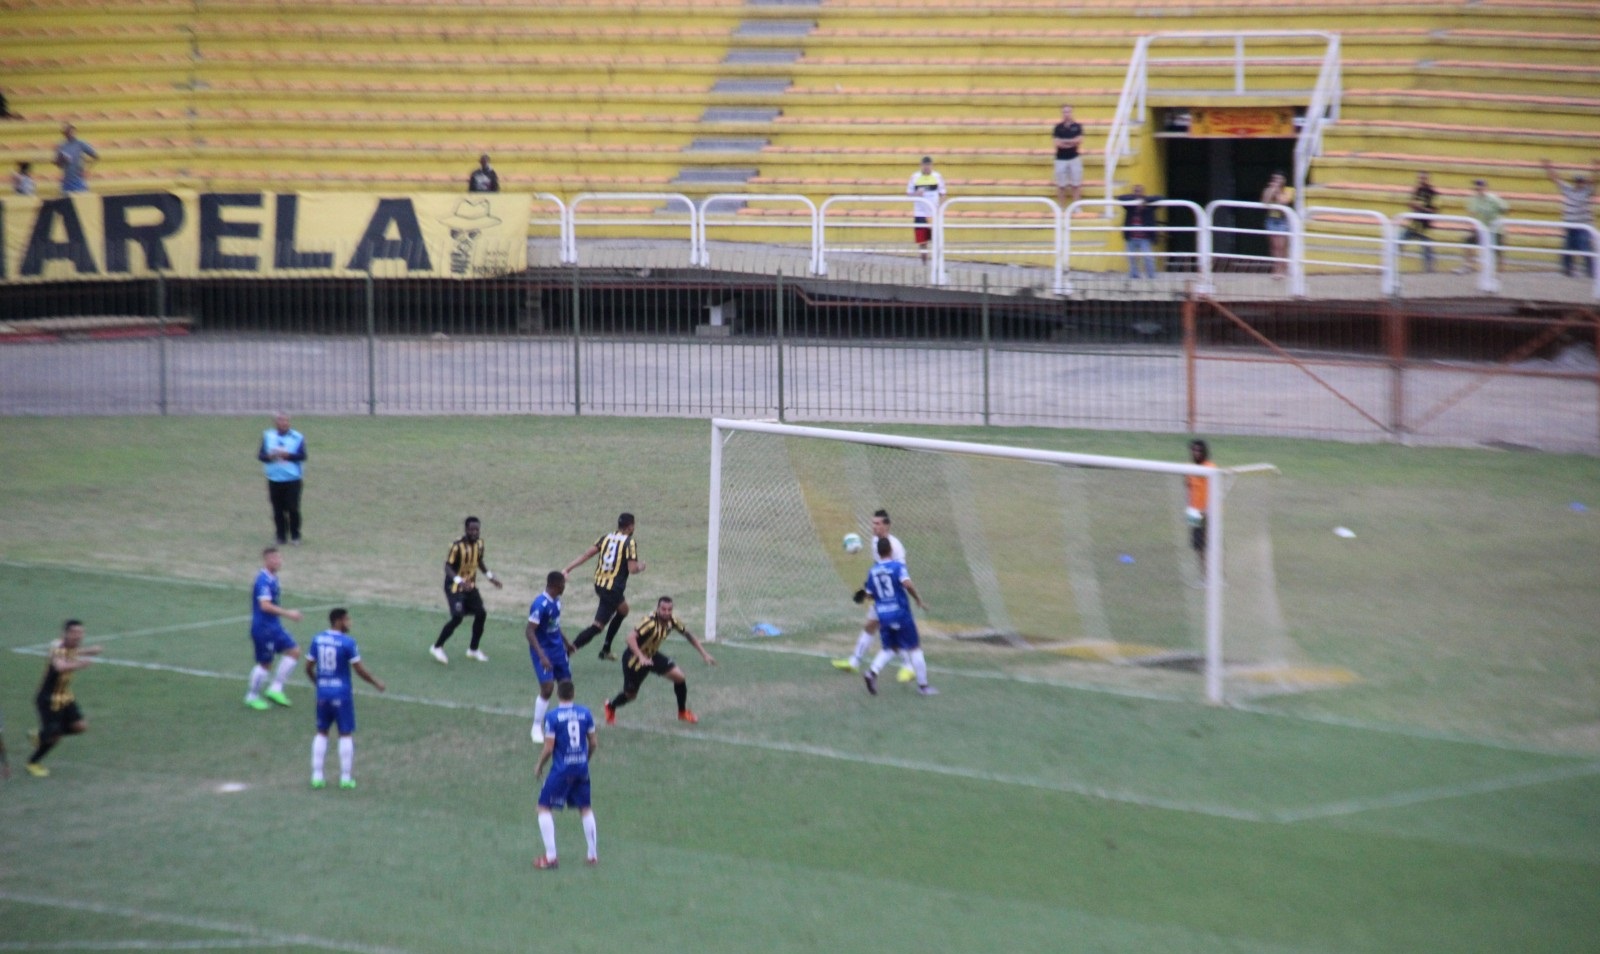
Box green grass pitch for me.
[2,416,1598,953]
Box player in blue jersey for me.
[245,547,305,711]
[533,680,599,869]
[304,608,385,790]
[526,571,576,744]
[859,536,936,696]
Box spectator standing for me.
[1052,105,1085,207]
[1116,184,1164,279]
[905,156,946,265]
[1457,178,1509,273]
[1400,171,1438,273]
[468,154,500,193]
[12,161,35,196]
[1543,158,1597,278]
[258,412,308,546]
[53,124,98,194]
[1260,172,1293,278]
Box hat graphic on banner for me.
[438,199,504,275]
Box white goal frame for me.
[706,418,1275,704]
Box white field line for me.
[10,559,1581,759]
[0,891,411,954]
[15,606,342,653]
[4,645,1260,821]
[0,941,282,950]
[1269,760,1600,824]
[13,641,1594,826]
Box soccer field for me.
[2,416,1598,953]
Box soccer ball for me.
[842,532,863,554]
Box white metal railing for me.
[1497,218,1600,300]
[1206,200,1306,297]
[818,195,943,282]
[1104,31,1341,216]
[1392,212,1497,295]
[1303,205,1395,296]
[699,194,820,275]
[512,193,1597,302]
[1064,198,1209,295]
[569,192,700,267]
[1103,38,1150,212]
[532,192,571,264]
[934,196,1064,291]
[1294,33,1342,219]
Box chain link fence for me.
[2,268,1596,452]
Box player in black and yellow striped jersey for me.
[430,516,504,665]
[563,512,646,661]
[25,619,101,778]
[603,596,715,726]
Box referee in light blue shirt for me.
[258,412,308,545]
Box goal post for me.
[706,418,1283,705]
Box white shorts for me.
[864,603,879,624]
[1053,158,1084,188]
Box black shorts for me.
[1190,518,1207,553]
[593,585,626,623]
[37,699,84,738]
[445,586,486,618]
[621,650,675,694]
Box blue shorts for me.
[1265,217,1290,234]
[530,643,572,684]
[315,694,356,735]
[250,625,297,665]
[538,762,591,810]
[878,616,920,652]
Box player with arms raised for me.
[305,608,385,789]
[245,547,303,710]
[861,536,936,696]
[533,680,599,869]
[565,512,645,661]
[833,509,914,682]
[526,571,576,744]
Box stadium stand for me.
[1,0,1596,245]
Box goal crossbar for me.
[706,419,1276,704]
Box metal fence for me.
[2,269,1596,452]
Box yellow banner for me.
[1189,107,1296,139]
[1,192,531,282]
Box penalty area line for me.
[0,891,412,954]
[12,606,343,653]
[34,652,1597,826]
[15,652,1269,822]
[1271,759,1600,823]
[0,940,285,950]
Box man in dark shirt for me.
[431,516,504,664]
[1116,184,1164,279]
[1052,105,1085,207]
[468,154,499,193]
[1401,171,1439,273]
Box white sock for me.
[868,649,893,676]
[311,734,327,782]
[247,665,269,698]
[270,655,297,693]
[909,649,929,686]
[538,812,558,861]
[338,736,354,782]
[582,811,598,861]
[533,695,549,734]
[850,630,874,665]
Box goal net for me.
[707,419,1304,704]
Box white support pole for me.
[1203,467,1226,705]
[704,421,726,642]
